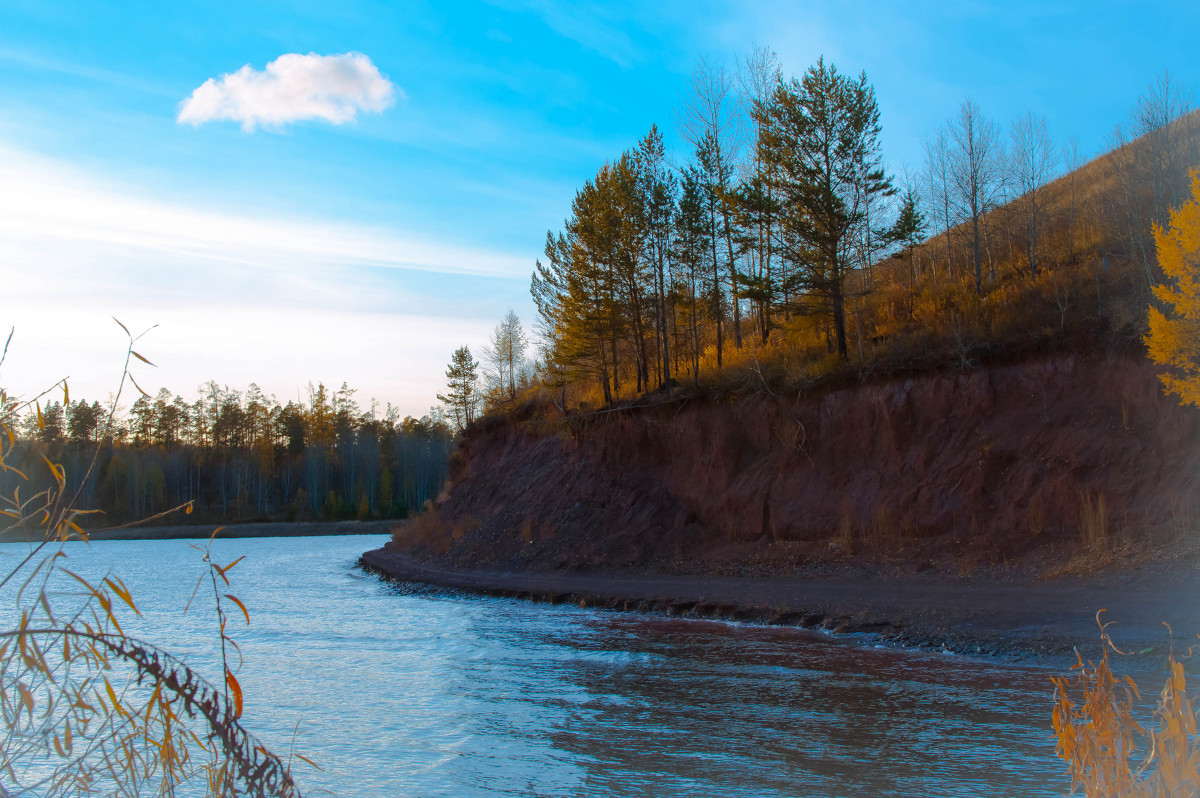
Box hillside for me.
[388,106,1200,576]
[387,347,1199,578]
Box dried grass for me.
[1081,491,1111,552]
[1053,615,1200,797]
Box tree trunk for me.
[973,209,983,294]
[658,250,670,388]
[832,281,849,360]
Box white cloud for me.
[177,52,398,131]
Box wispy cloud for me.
[0,144,532,414]
[178,52,398,131]
[493,0,644,67]
[0,45,176,96]
[0,144,527,283]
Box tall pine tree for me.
[754,58,892,360]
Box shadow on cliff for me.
[390,350,1200,577]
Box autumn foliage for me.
[519,67,1200,413]
[1146,171,1200,406]
[1053,617,1200,797]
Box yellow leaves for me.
[16,681,35,720]
[104,677,129,719]
[53,720,74,757]
[104,576,139,615]
[0,330,305,797]
[1053,619,1200,798]
[294,753,323,771]
[41,454,66,489]
[224,594,250,626]
[61,568,123,636]
[212,555,244,586]
[225,669,243,720]
[129,374,152,399]
[1146,170,1200,407]
[130,351,156,367]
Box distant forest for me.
[2,381,454,528]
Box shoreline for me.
[360,547,1200,669]
[3,519,395,543]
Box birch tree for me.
[482,309,528,401]
[1010,111,1058,278]
[949,98,1005,294]
[678,57,745,353]
[923,128,955,281]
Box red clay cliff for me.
[396,350,1200,577]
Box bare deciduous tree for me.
[923,128,955,282]
[1010,111,1058,278]
[1061,136,1084,261]
[948,98,1005,294]
[481,310,528,402]
[677,57,745,354]
[738,45,783,343]
[1136,71,1195,226]
[1110,71,1195,282]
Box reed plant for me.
[1053,614,1200,797]
[1,322,307,796]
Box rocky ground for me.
[360,546,1200,671]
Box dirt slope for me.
[402,351,1200,575]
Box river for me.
[2,534,1068,797]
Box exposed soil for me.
[403,350,1200,573]
[373,349,1200,664]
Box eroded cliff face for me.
[417,352,1200,572]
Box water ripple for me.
[1,535,1066,797]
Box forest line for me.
[1,378,455,527]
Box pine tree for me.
[673,167,710,384]
[531,151,655,405]
[637,125,676,388]
[888,186,928,311]
[754,58,892,360]
[436,346,480,430]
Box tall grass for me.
[1080,491,1111,552]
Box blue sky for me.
[2,1,1197,416]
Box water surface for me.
[2,535,1067,796]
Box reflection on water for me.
[2,535,1064,797]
